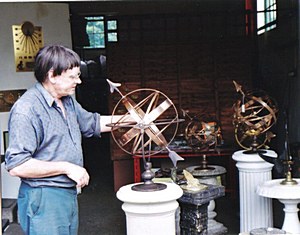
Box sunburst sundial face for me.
[12,21,44,72]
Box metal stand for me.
[131,162,167,192]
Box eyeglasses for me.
[68,72,81,80]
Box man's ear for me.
[48,69,56,84]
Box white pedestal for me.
[257,178,300,234]
[232,150,276,233]
[117,182,183,235]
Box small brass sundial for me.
[12,21,44,72]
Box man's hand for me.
[9,158,90,188]
[65,163,90,188]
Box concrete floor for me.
[79,167,243,235]
[76,167,286,235]
[2,164,286,235]
[78,168,126,235]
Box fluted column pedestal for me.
[117,182,183,235]
[232,150,276,233]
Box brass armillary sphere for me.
[232,81,278,153]
[106,80,184,191]
[183,110,222,150]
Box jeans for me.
[18,182,78,235]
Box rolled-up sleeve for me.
[73,99,101,138]
[5,112,37,171]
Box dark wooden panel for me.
[106,13,254,161]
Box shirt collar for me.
[35,82,56,107]
[35,82,71,107]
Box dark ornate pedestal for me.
[178,184,225,235]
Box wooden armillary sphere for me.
[232,81,278,153]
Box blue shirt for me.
[5,83,101,188]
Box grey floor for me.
[77,168,241,235]
[3,164,285,235]
[77,168,126,235]
[76,167,285,235]
[79,167,242,235]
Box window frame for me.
[84,16,118,49]
[257,0,277,35]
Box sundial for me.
[12,21,43,71]
[183,110,222,150]
[232,81,278,153]
[106,79,184,191]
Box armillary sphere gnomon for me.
[182,110,223,150]
[232,81,278,154]
[106,79,184,192]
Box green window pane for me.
[84,16,117,48]
[94,34,105,47]
[108,20,117,30]
[94,22,104,32]
[108,32,118,42]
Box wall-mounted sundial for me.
[12,21,44,72]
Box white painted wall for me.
[0,3,73,198]
[0,2,72,155]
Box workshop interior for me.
[0,0,299,234]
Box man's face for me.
[53,67,82,97]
